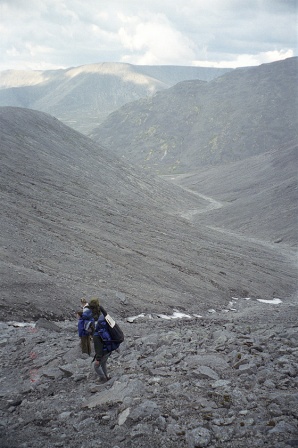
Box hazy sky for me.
[0,0,297,71]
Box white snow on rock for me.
[126,297,284,323]
[7,321,36,328]
[126,313,145,323]
[157,310,192,319]
[257,298,283,304]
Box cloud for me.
[193,49,295,68]
[0,0,296,70]
[118,13,196,65]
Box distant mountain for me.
[168,140,298,247]
[0,63,231,134]
[92,57,298,174]
[1,107,295,321]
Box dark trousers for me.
[93,335,110,379]
[80,336,91,355]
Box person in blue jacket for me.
[77,310,92,356]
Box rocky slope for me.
[1,295,297,448]
[0,106,297,448]
[2,107,296,323]
[0,63,231,135]
[92,57,298,174]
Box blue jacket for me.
[78,317,88,337]
[78,307,95,337]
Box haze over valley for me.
[0,63,231,135]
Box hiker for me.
[87,298,109,380]
[93,315,111,381]
[88,298,124,381]
[77,310,92,356]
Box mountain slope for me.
[92,57,298,174]
[166,140,298,247]
[1,107,296,321]
[0,63,231,134]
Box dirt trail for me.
[179,187,223,219]
[165,176,298,269]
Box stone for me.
[118,408,130,426]
[83,379,143,408]
[128,400,160,422]
[186,427,211,448]
[192,366,219,380]
[211,379,231,388]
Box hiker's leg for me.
[93,335,103,357]
[94,361,105,379]
[100,353,110,379]
[87,336,91,355]
[81,336,90,355]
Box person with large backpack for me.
[88,298,124,381]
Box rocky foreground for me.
[1,296,297,448]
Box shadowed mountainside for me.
[1,107,296,322]
[0,63,231,135]
[91,57,298,174]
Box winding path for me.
[164,176,298,269]
[179,187,223,219]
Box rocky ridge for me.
[1,294,297,448]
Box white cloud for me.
[0,0,296,70]
[193,49,295,68]
[118,13,196,65]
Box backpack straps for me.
[99,305,107,316]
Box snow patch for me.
[157,310,192,319]
[8,321,36,328]
[127,313,145,323]
[257,298,283,304]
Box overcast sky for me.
[0,0,297,71]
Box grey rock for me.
[118,408,130,426]
[156,415,167,431]
[192,366,219,380]
[0,338,9,347]
[130,423,153,439]
[269,420,298,434]
[83,378,143,408]
[186,427,211,448]
[237,363,257,375]
[128,400,160,422]
[35,319,62,332]
[1,286,297,448]
[211,379,231,388]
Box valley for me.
[0,57,297,448]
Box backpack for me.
[100,305,124,344]
[95,306,124,353]
[83,319,94,335]
[82,307,95,335]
